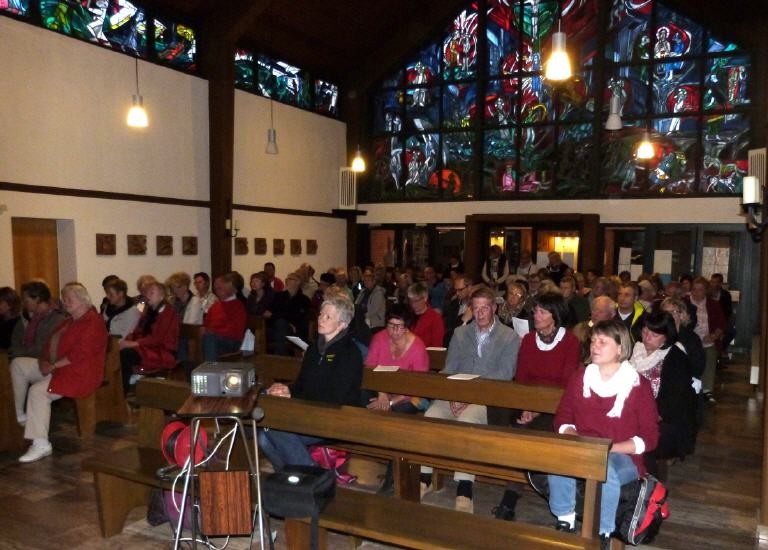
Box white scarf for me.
[629,341,670,375]
[582,360,640,418]
[535,326,566,351]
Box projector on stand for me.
[191,362,256,397]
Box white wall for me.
[230,212,347,281]
[359,196,746,225]
[0,17,210,200]
[0,16,350,292]
[233,91,347,212]
[0,192,211,297]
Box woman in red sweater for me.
[547,320,659,549]
[13,283,107,463]
[120,282,179,393]
[491,292,581,520]
[202,273,247,360]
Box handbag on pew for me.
[308,445,357,485]
[262,465,335,550]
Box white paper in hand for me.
[447,373,480,380]
[286,335,309,351]
[512,317,530,336]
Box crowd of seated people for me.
[0,254,733,550]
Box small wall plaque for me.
[306,239,318,255]
[96,233,116,255]
[290,239,302,255]
[254,238,267,255]
[127,234,147,255]
[234,237,248,255]
[182,236,198,256]
[156,235,173,256]
[273,238,285,255]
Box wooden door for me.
[11,218,60,296]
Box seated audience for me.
[660,297,705,381]
[442,275,474,345]
[573,296,617,364]
[258,295,363,470]
[98,274,119,315]
[497,279,529,333]
[0,286,21,349]
[119,281,180,393]
[481,245,509,291]
[423,266,447,312]
[311,272,335,313]
[134,274,158,310]
[515,250,539,277]
[630,312,697,478]
[364,304,429,412]
[264,262,284,292]
[193,271,217,314]
[102,278,140,337]
[334,268,354,301]
[547,320,658,548]
[615,283,646,344]
[685,277,724,402]
[637,280,656,312]
[420,287,520,513]
[355,269,386,331]
[9,281,66,361]
[490,291,580,519]
[202,274,247,360]
[560,275,590,326]
[269,272,311,355]
[12,283,107,463]
[246,271,275,317]
[348,265,363,300]
[407,282,445,348]
[167,272,203,325]
[545,252,570,285]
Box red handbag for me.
[308,446,357,485]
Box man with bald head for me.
[572,296,617,364]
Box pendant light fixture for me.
[545,20,571,81]
[351,145,366,172]
[265,99,278,154]
[126,58,148,128]
[605,93,623,130]
[636,130,654,160]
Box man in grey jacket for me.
[419,286,520,514]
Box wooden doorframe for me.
[464,213,601,279]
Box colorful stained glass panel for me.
[701,113,748,194]
[441,132,475,198]
[703,55,750,111]
[559,70,595,122]
[257,55,311,109]
[374,90,403,134]
[1,0,28,15]
[608,66,650,117]
[442,8,478,80]
[557,124,594,196]
[486,0,520,77]
[485,80,517,127]
[406,87,441,131]
[654,5,703,59]
[369,136,403,199]
[315,80,338,116]
[483,128,518,196]
[403,133,439,192]
[652,60,700,115]
[519,126,555,194]
[443,83,477,129]
[154,19,195,69]
[605,0,651,64]
[235,49,254,89]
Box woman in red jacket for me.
[119,281,179,394]
[547,320,659,549]
[12,282,107,463]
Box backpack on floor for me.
[614,474,670,545]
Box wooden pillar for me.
[202,39,236,277]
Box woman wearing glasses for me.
[364,304,430,413]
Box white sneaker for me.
[19,441,53,463]
[16,413,26,426]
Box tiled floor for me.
[0,356,762,549]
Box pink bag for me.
[309,446,357,485]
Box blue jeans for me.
[548,452,638,535]
[257,428,324,471]
[201,333,241,361]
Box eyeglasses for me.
[387,322,407,331]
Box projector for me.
[191,362,256,397]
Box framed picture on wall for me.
[96,233,116,255]
[234,237,248,255]
[127,234,147,255]
[290,239,302,255]
[182,236,198,255]
[156,236,173,256]
[254,238,267,255]
[273,238,285,255]
[307,239,318,255]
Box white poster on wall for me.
[653,250,673,275]
[630,264,643,281]
[537,251,550,268]
[618,247,632,265]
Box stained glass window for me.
[235,49,255,89]
[154,18,195,70]
[1,0,28,16]
[366,0,751,202]
[315,80,338,116]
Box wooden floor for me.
[0,355,764,549]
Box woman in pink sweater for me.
[547,320,659,548]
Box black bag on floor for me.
[262,465,335,550]
[613,474,670,545]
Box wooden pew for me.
[83,378,609,549]
[180,323,204,364]
[427,346,447,371]
[0,350,25,452]
[246,315,267,355]
[260,396,609,548]
[73,335,130,437]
